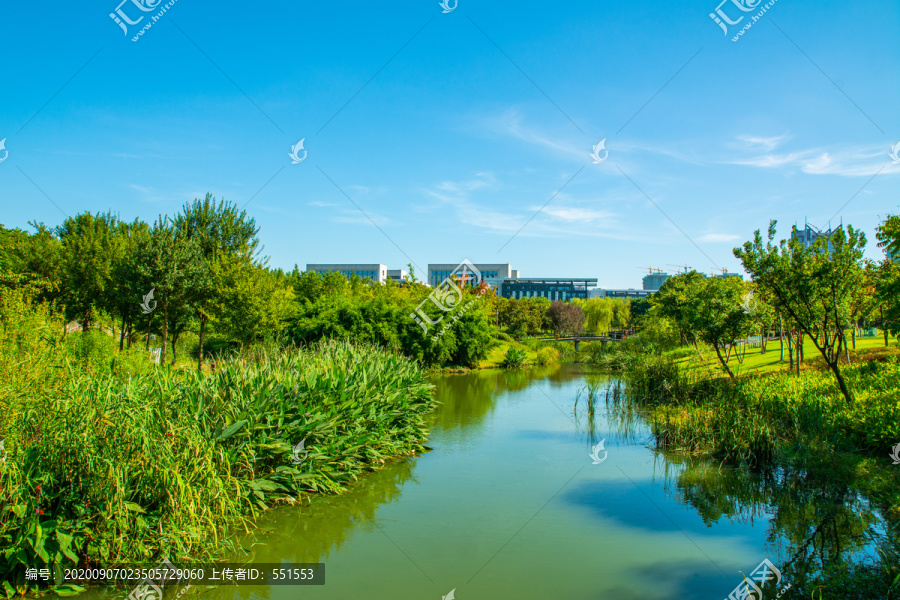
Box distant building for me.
[428,263,514,290]
[306,264,388,283]
[591,289,654,299]
[791,220,843,254]
[386,269,408,283]
[643,272,669,291]
[712,272,744,280]
[501,278,598,301]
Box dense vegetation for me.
[0,286,435,595]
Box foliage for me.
[735,221,867,403]
[534,346,560,366]
[546,301,585,334]
[500,347,528,369]
[0,335,434,593]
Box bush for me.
[496,331,515,343]
[535,346,560,365]
[501,347,528,369]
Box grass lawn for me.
[671,331,898,377]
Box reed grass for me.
[0,323,435,594]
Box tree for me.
[686,276,752,378]
[547,301,585,334]
[173,193,260,370]
[654,271,708,357]
[734,221,866,404]
[134,218,205,365]
[106,218,150,350]
[55,212,123,331]
[211,258,295,346]
[875,214,900,341]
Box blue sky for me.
[1,0,898,288]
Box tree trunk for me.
[851,325,856,351]
[827,359,853,405]
[160,306,168,364]
[713,343,735,379]
[796,332,802,375]
[119,314,127,351]
[198,313,206,372]
[779,318,784,362]
[883,307,889,347]
[171,331,178,366]
[787,329,794,370]
[146,314,154,351]
[127,322,133,349]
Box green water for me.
[93,364,888,599]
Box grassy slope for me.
[671,332,896,377]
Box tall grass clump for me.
[0,294,436,596]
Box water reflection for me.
[654,453,891,596]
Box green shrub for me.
[500,348,528,369]
[535,346,560,365]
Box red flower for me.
[36,485,41,494]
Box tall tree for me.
[55,212,123,331]
[134,218,205,365]
[734,221,866,404]
[173,193,260,370]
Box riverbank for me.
[606,340,900,598]
[0,331,435,595]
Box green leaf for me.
[124,502,146,514]
[54,531,79,564]
[217,419,248,441]
[248,479,280,492]
[52,584,86,597]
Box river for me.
[92,363,887,599]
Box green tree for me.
[875,214,900,341]
[134,218,205,365]
[173,194,260,370]
[55,212,123,332]
[734,221,866,404]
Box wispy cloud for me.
[482,109,585,161]
[735,134,791,151]
[309,200,338,207]
[729,143,899,177]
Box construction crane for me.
[666,263,692,274]
[636,266,664,274]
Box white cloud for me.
[736,134,791,151]
[730,145,899,177]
